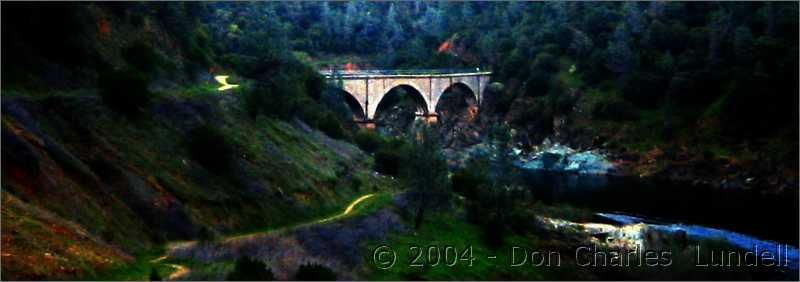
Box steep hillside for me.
[1,89,391,280]
[1,3,391,279]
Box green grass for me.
[365,210,581,281]
[3,81,401,280]
[85,248,171,281]
[181,81,219,97]
[558,57,584,90]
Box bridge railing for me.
[319,68,489,77]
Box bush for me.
[187,124,235,173]
[123,41,166,74]
[315,113,347,139]
[97,69,156,116]
[465,200,508,249]
[531,52,559,73]
[227,257,275,281]
[591,99,638,121]
[301,106,347,140]
[524,71,551,97]
[242,78,304,120]
[374,146,403,176]
[353,129,383,153]
[451,168,486,200]
[294,263,336,281]
[480,214,507,249]
[149,268,161,281]
[621,72,668,108]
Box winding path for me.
[214,75,239,91]
[152,193,378,280]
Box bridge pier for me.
[422,113,438,124]
[356,120,375,129]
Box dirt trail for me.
[214,75,239,91]
[154,193,379,280]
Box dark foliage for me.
[620,72,669,108]
[97,69,156,116]
[401,125,450,229]
[294,263,336,281]
[592,99,638,121]
[451,167,486,200]
[187,124,235,174]
[374,146,404,176]
[123,41,167,74]
[353,129,383,153]
[227,257,275,281]
[149,268,161,281]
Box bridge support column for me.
[356,120,376,129]
[422,114,438,124]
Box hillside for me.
[0,3,393,279]
[1,2,798,280]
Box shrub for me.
[187,124,235,174]
[591,99,638,121]
[294,262,336,281]
[242,77,304,120]
[480,214,507,249]
[524,71,551,97]
[532,52,559,73]
[123,41,166,74]
[97,69,156,116]
[149,268,161,281]
[302,107,347,140]
[316,114,347,140]
[227,257,275,281]
[374,146,403,176]
[451,168,486,200]
[621,72,668,108]
[353,129,383,153]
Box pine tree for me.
[149,268,161,281]
[403,124,450,230]
[606,23,637,75]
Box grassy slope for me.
[365,198,592,281]
[0,86,388,279]
[364,195,795,281]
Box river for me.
[521,170,799,269]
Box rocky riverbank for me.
[444,133,797,196]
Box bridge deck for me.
[320,68,491,79]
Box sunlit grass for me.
[214,75,239,91]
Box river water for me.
[521,171,799,269]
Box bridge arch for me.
[373,84,429,119]
[337,88,367,121]
[435,82,478,118]
[369,80,431,119]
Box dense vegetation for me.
[1,2,797,280]
[204,2,798,162]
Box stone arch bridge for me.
[321,69,492,127]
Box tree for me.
[385,3,404,50]
[295,263,336,281]
[227,257,275,281]
[464,123,523,248]
[343,1,360,43]
[605,23,638,75]
[622,2,646,35]
[460,2,475,20]
[569,28,593,59]
[403,123,450,229]
[417,5,444,37]
[149,268,161,281]
[733,25,755,64]
[707,10,732,66]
